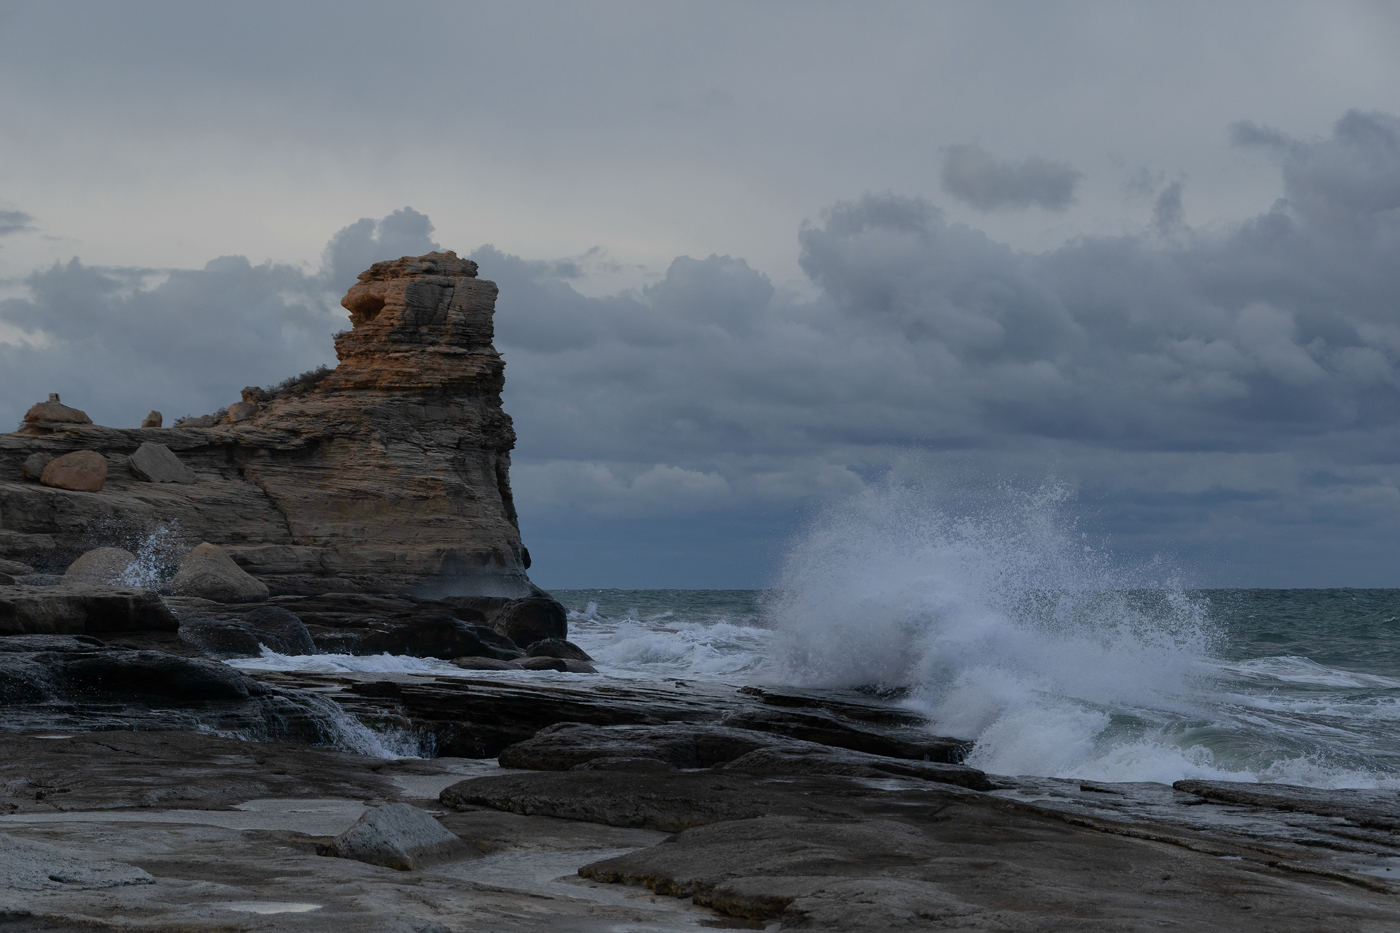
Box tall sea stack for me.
[0,251,532,596]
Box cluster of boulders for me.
[4,540,588,672]
[15,393,196,493]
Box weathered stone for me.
[167,542,269,603]
[0,572,13,586]
[140,410,162,428]
[358,613,521,661]
[63,547,138,586]
[178,616,263,659]
[450,656,522,671]
[20,452,51,481]
[524,638,592,661]
[325,803,470,870]
[0,584,177,636]
[2,252,534,596]
[127,441,195,483]
[39,450,107,492]
[63,650,264,701]
[0,834,153,891]
[241,605,316,655]
[498,722,792,771]
[0,559,35,576]
[22,394,92,425]
[517,656,568,672]
[721,706,971,763]
[491,597,567,645]
[225,400,258,422]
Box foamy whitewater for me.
[229,485,1400,789]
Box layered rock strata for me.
[0,251,530,596]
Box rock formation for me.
[0,251,531,596]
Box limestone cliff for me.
[0,251,532,596]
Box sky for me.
[2,1,1400,588]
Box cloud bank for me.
[3,111,1398,586]
[940,144,1082,211]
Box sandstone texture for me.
[22,394,91,426]
[141,410,162,428]
[0,251,530,596]
[168,542,269,602]
[39,449,106,491]
[63,546,138,585]
[127,441,195,483]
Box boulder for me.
[22,394,92,425]
[39,450,107,492]
[141,410,162,428]
[491,597,567,645]
[178,617,263,659]
[324,803,469,870]
[128,442,196,483]
[167,543,269,603]
[226,400,258,422]
[62,650,264,701]
[241,605,316,655]
[20,452,52,481]
[63,547,137,586]
[517,656,569,672]
[525,638,592,661]
[359,613,521,661]
[450,656,521,671]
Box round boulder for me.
[167,542,269,603]
[491,597,567,646]
[64,547,138,586]
[21,452,52,481]
[40,450,107,492]
[524,638,592,661]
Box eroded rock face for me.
[0,251,529,597]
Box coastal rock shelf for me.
[0,251,529,597]
[3,729,1400,931]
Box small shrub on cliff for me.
[267,364,333,397]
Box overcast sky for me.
[3,1,1399,588]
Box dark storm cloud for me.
[484,109,1400,584]
[4,110,1399,584]
[321,207,440,295]
[0,209,34,239]
[940,143,1082,211]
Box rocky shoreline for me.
[4,253,1400,930]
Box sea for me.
[233,486,1400,789]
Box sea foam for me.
[765,483,1400,787]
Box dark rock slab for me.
[0,731,400,813]
[495,722,990,790]
[721,705,971,763]
[62,650,265,701]
[358,613,521,661]
[498,722,791,771]
[1174,779,1400,832]
[0,585,177,637]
